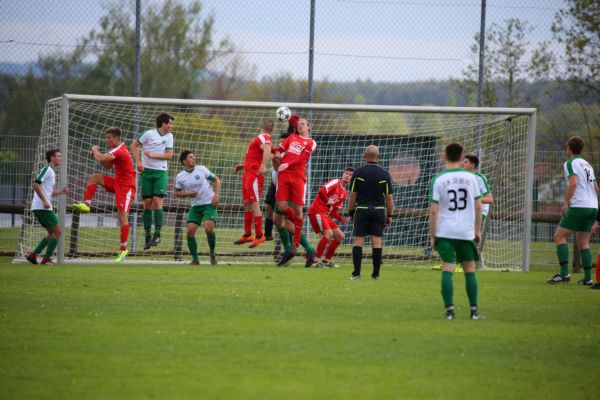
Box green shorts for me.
[559,207,598,232]
[33,209,58,229]
[140,168,168,199]
[187,204,218,225]
[435,237,479,263]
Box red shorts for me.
[275,173,306,205]
[308,212,338,234]
[242,172,264,203]
[103,175,136,213]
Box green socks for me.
[154,209,164,236]
[465,272,478,307]
[441,271,454,308]
[207,233,216,254]
[299,233,314,254]
[33,237,49,255]
[557,243,569,276]
[187,236,198,261]
[143,210,152,238]
[44,238,59,259]
[581,248,592,281]
[278,227,291,252]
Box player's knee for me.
[335,232,345,242]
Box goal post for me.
[17,94,536,270]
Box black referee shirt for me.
[350,162,393,206]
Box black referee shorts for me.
[353,207,386,237]
[264,182,277,208]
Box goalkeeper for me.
[73,127,136,263]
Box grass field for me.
[1,257,600,399]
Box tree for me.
[455,18,534,107]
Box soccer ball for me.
[276,106,291,122]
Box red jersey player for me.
[232,119,274,248]
[273,117,317,265]
[72,127,137,263]
[308,167,354,268]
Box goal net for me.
[16,95,536,270]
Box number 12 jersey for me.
[429,168,483,240]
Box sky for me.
[0,0,565,82]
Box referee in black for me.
[348,145,394,280]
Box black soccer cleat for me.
[25,252,38,264]
[143,237,152,250]
[305,253,318,268]
[590,283,600,290]
[372,275,380,280]
[210,254,218,265]
[277,249,296,267]
[470,308,484,320]
[578,279,594,286]
[444,310,455,320]
[547,273,570,284]
[150,235,161,248]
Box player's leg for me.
[151,170,168,244]
[186,205,203,264]
[351,209,369,279]
[238,173,255,243]
[458,240,481,319]
[41,223,61,265]
[576,230,593,285]
[310,213,329,260]
[435,237,457,320]
[28,210,51,263]
[248,201,266,248]
[140,170,154,248]
[551,221,573,283]
[323,226,344,267]
[73,174,106,212]
[272,210,287,262]
[201,205,218,265]
[264,183,276,240]
[114,184,133,263]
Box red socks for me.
[317,237,330,259]
[253,215,263,238]
[324,239,341,262]
[84,183,97,203]
[119,224,130,251]
[243,212,253,236]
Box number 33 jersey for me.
[429,168,483,240]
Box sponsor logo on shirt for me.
[195,175,200,180]
[289,142,304,155]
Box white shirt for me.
[175,166,216,207]
[430,168,483,240]
[137,129,174,171]
[474,172,491,216]
[564,157,597,208]
[31,165,56,211]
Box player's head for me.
[45,149,61,166]
[260,119,274,134]
[444,142,463,163]
[364,145,380,162]
[179,150,196,168]
[156,112,174,132]
[463,154,479,171]
[104,127,122,147]
[342,166,354,183]
[567,136,584,156]
[298,119,309,137]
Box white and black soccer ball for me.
[276,106,291,122]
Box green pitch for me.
[1,258,599,399]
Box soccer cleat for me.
[372,275,380,280]
[265,235,274,241]
[305,253,318,268]
[234,235,254,245]
[149,235,161,248]
[444,310,455,320]
[25,252,38,264]
[115,249,128,263]
[547,273,571,284]
[248,235,267,249]
[350,274,361,280]
[578,279,594,286]
[72,202,90,213]
[40,257,55,265]
[210,254,218,265]
[470,309,484,320]
[431,265,442,270]
[322,261,338,269]
[590,283,600,290]
[455,264,463,273]
[190,259,200,265]
[143,237,152,250]
[277,248,296,267]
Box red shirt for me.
[243,133,271,174]
[109,143,136,186]
[308,179,348,222]
[275,134,317,178]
